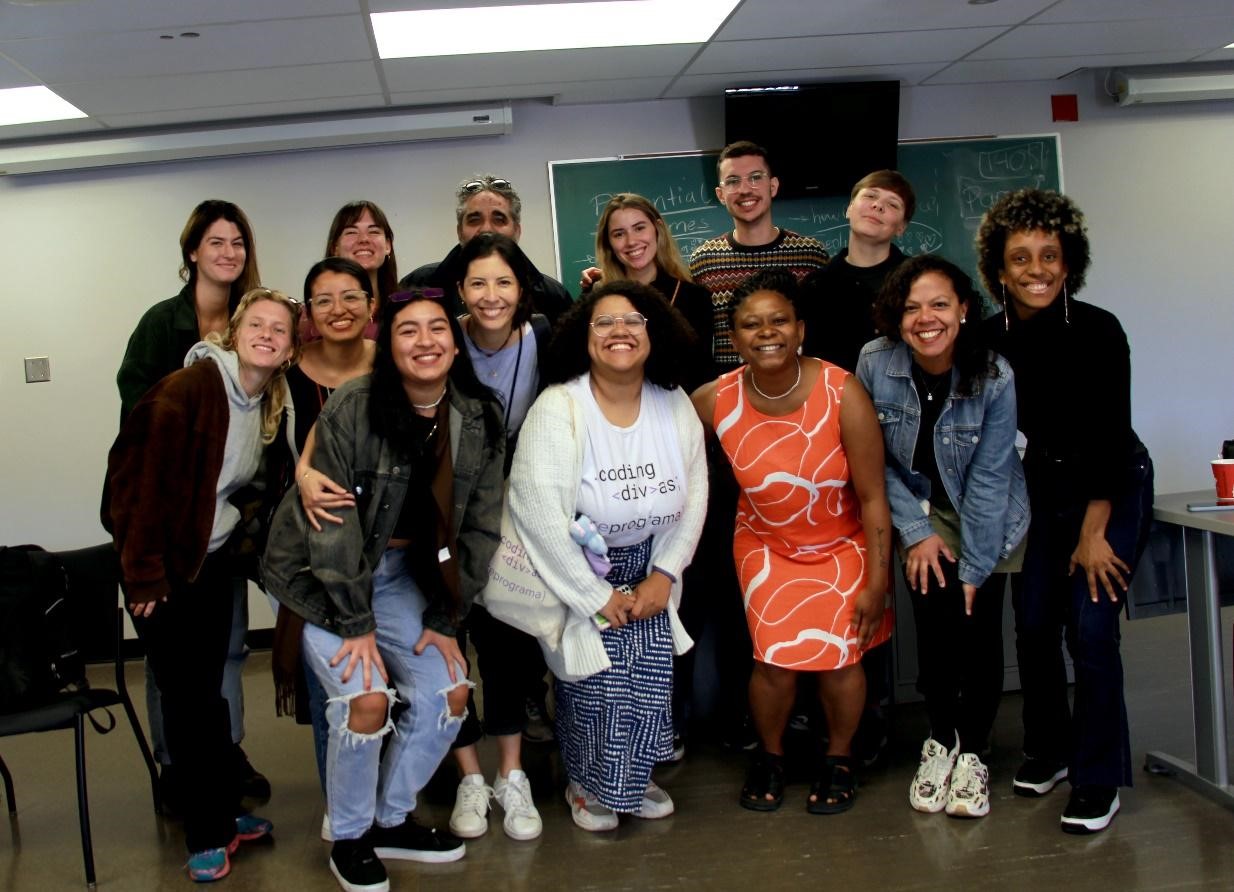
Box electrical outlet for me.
[24,356,50,383]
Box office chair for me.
[0,543,159,890]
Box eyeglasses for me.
[589,312,647,335]
[310,290,369,311]
[462,177,513,194]
[720,171,770,192]
[389,287,446,303]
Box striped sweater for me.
[689,228,829,369]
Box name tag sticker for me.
[437,546,451,564]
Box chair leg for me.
[0,753,15,815]
[115,607,161,815]
[74,714,98,891]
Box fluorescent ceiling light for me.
[373,0,739,58]
[0,86,87,127]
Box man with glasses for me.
[689,141,829,370]
[400,174,572,323]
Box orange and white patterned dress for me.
[714,362,893,670]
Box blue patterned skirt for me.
[555,537,675,812]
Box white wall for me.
[2,84,1231,552]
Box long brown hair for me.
[179,200,261,306]
[324,200,399,300]
[595,193,693,284]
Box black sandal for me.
[807,755,857,815]
[739,751,785,812]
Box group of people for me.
[99,143,1152,891]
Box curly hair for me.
[975,188,1090,302]
[594,193,693,284]
[727,267,802,328]
[208,288,301,444]
[544,280,697,390]
[874,254,999,397]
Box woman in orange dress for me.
[693,268,892,815]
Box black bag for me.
[0,544,89,711]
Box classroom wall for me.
[2,80,1231,555]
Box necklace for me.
[912,364,950,403]
[468,317,514,357]
[749,357,801,400]
[412,385,448,411]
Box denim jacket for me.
[261,374,504,638]
[855,338,1029,587]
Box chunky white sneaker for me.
[946,753,991,818]
[492,770,543,841]
[565,781,618,832]
[449,774,492,839]
[909,736,959,813]
[635,781,675,819]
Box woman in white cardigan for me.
[508,280,707,831]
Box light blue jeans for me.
[302,548,468,841]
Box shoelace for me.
[502,777,535,815]
[459,782,493,815]
[918,745,953,794]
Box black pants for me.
[453,604,547,747]
[909,561,1007,755]
[1013,454,1153,788]
[132,551,240,852]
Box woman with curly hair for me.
[977,189,1153,834]
[857,254,1028,819]
[507,280,707,831]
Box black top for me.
[651,271,717,392]
[982,296,1137,504]
[401,244,573,324]
[911,362,955,514]
[391,413,453,606]
[800,245,906,373]
[285,365,333,453]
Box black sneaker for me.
[1061,785,1120,834]
[522,697,555,744]
[330,838,389,892]
[366,818,465,863]
[1013,758,1068,797]
[233,744,272,805]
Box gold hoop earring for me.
[280,359,292,372]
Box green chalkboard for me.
[548,135,1061,300]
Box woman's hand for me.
[298,467,356,532]
[579,267,602,291]
[414,628,469,683]
[962,583,978,616]
[904,534,955,595]
[852,585,886,649]
[597,588,633,629]
[330,632,388,690]
[1069,499,1129,603]
[128,596,166,619]
[629,572,671,620]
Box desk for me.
[1145,491,1234,811]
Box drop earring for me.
[1001,283,1010,331]
[1063,281,1070,325]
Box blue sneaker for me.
[235,813,274,842]
[186,847,230,882]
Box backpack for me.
[0,545,89,711]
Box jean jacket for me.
[855,338,1029,587]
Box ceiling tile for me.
[1032,0,1234,23]
[1191,47,1234,62]
[971,17,1234,59]
[1,16,373,84]
[715,0,1052,40]
[925,51,1204,85]
[54,62,382,116]
[663,63,946,98]
[690,28,1007,75]
[554,77,675,104]
[0,56,38,89]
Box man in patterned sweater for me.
[689,141,829,369]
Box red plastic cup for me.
[1212,459,1234,499]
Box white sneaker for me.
[565,781,618,832]
[635,781,674,819]
[449,774,492,839]
[946,753,991,818]
[492,770,543,841]
[909,736,959,813]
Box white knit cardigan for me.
[507,379,708,681]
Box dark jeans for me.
[454,604,547,748]
[1013,454,1153,788]
[132,552,240,853]
[909,563,1006,755]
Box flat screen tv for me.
[724,81,900,199]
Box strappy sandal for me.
[739,750,785,812]
[807,755,857,815]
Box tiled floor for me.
[3,608,1233,891]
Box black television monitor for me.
[724,81,900,199]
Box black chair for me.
[0,544,160,890]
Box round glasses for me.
[589,312,647,335]
[309,290,369,311]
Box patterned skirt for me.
[554,537,674,812]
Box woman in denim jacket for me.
[856,254,1028,821]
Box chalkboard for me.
[548,135,1061,300]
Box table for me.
[1145,491,1234,811]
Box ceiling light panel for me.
[0,86,86,127]
[373,0,739,58]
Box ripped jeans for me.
[302,548,467,841]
